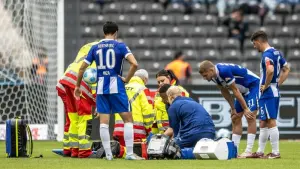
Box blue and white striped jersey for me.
[260,47,287,99]
[84,39,132,94]
[212,63,260,95]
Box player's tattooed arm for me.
[218,85,241,118]
[217,85,235,110]
[228,82,253,119]
[228,82,248,108]
[262,59,274,92]
[278,64,290,86]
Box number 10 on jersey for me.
[96,49,116,69]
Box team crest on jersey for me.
[273,51,280,55]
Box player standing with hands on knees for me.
[199,61,260,158]
[251,31,290,159]
[74,21,144,160]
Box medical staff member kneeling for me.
[159,84,216,149]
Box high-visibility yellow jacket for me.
[56,41,99,157]
[114,76,154,139]
[153,84,189,134]
[58,41,98,99]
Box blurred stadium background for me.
[75,0,300,84]
[0,0,300,141]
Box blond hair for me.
[199,60,214,74]
[166,86,182,98]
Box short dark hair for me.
[174,51,183,60]
[159,84,171,94]
[250,30,268,42]
[103,21,118,35]
[232,7,243,16]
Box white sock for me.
[245,133,256,153]
[124,122,134,156]
[100,124,112,158]
[269,126,280,154]
[257,128,269,153]
[232,134,242,151]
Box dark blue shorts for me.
[174,132,215,149]
[96,92,130,114]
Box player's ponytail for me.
[156,69,179,85]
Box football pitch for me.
[0,140,299,169]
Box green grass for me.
[0,140,299,169]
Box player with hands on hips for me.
[250,30,290,159]
[74,21,144,160]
